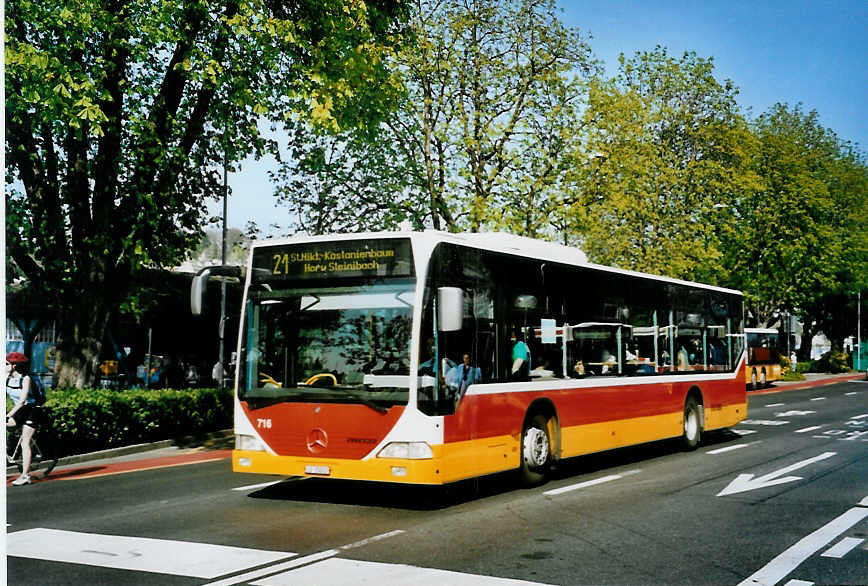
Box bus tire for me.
[520,414,552,486]
[682,397,702,450]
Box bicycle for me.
[6,415,58,478]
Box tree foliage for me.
[577,47,762,282]
[733,104,868,350]
[273,0,598,235]
[5,0,409,386]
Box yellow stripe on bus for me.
[234,403,746,485]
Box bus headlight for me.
[235,434,265,452]
[377,442,433,460]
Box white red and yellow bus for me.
[195,231,746,486]
[744,327,782,390]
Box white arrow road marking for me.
[717,452,837,497]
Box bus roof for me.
[250,230,743,297]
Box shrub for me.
[37,386,232,459]
[814,348,850,374]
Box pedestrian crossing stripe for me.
[6,528,293,579]
[252,557,552,585]
[7,528,553,585]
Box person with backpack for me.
[5,351,45,485]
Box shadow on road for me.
[246,430,745,509]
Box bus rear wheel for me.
[520,414,552,486]
[682,397,702,450]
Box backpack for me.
[28,375,47,406]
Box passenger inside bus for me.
[510,328,531,381]
[446,353,481,398]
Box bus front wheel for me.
[520,414,552,486]
[682,397,702,450]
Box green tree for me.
[577,47,761,282]
[736,104,868,353]
[273,0,597,234]
[5,0,409,387]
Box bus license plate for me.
[305,465,330,476]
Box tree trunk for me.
[54,296,111,388]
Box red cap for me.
[6,352,30,364]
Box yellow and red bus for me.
[744,327,782,390]
[198,232,746,486]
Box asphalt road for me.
[6,378,868,585]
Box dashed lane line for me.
[706,441,761,455]
[736,496,868,586]
[232,480,284,492]
[542,469,641,497]
[821,537,864,558]
[794,426,824,434]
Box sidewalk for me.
[6,429,233,485]
[751,371,867,395]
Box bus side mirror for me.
[191,273,207,316]
[190,265,245,316]
[437,287,464,332]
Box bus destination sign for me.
[253,238,413,281]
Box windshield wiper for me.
[330,386,389,414]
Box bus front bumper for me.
[232,449,446,485]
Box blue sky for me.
[213,0,868,234]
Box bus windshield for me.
[240,284,415,410]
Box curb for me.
[749,373,866,396]
[7,429,233,475]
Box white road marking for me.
[733,429,758,436]
[742,420,790,426]
[767,403,786,408]
[737,499,868,586]
[776,411,816,417]
[251,557,554,586]
[202,530,406,586]
[783,580,814,586]
[794,426,823,434]
[6,528,293,578]
[543,469,641,497]
[706,442,760,455]
[232,480,283,492]
[810,397,826,401]
[717,452,836,497]
[820,537,864,558]
[340,530,405,551]
[204,550,340,586]
[850,413,868,420]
